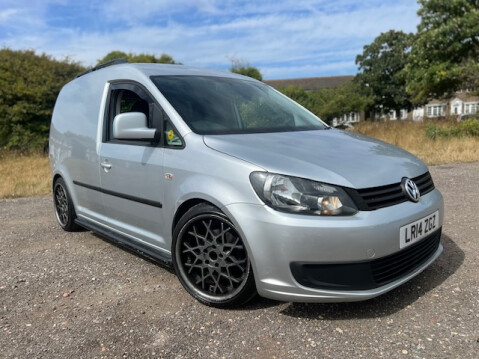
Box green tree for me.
[355,30,415,117]
[315,82,372,123]
[280,85,320,114]
[0,48,85,150]
[97,51,180,65]
[405,0,479,103]
[229,59,263,81]
[279,82,371,125]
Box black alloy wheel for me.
[53,178,79,231]
[172,203,256,307]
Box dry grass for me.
[1,120,478,199]
[351,120,479,165]
[0,152,51,199]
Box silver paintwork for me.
[50,63,444,303]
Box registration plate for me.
[399,210,439,249]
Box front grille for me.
[346,172,435,211]
[290,229,441,291]
[371,229,441,284]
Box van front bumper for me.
[224,189,444,302]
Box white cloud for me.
[0,8,19,23]
[0,0,420,79]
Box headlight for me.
[249,172,358,216]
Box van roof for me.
[75,60,249,81]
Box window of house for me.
[465,102,478,114]
[426,105,446,117]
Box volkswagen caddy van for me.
[49,61,443,307]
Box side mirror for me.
[113,112,156,140]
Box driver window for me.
[117,90,149,118]
[107,89,151,142]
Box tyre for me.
[172,203,257,308]
[53,177,80,231]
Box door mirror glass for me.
[113,112,156,140]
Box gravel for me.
[1,162,478,358]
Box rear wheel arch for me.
[52,173,62,189]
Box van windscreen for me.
[151,75,327,135]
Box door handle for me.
[100,161,112,170]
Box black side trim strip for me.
[73,180,162,208]
[75,217,172,267]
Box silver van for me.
[50,61,444,307]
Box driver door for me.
[99,82,167,250]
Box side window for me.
[103,82,185,148]
[164,120,183,147]
[118,90,149,117]
[105,85,155,143]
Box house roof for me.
[428,99,448,105]
[455,92,479,102]
[428,92,479,105]
[265,75,354,91]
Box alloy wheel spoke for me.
[202,220,217,244]
[216,222,231,245]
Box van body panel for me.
[50,74,105,217]
[98,142,166,249]
[161,134,265,245]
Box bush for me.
[97,51,180,66]
[0,49,85,151]
[426,119,479,139]
[229,59,263,81]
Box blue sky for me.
[0,0,420,79]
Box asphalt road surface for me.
[1,162,478,358]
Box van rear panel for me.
[50,74,106,216]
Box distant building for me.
[385,91,479,122]
[425,92,479,119]
[265,76,479,126]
